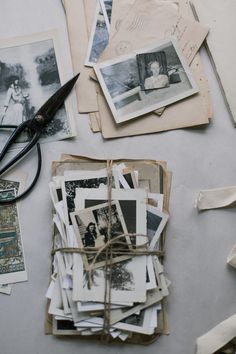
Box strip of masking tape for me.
[196,314,236,354]
[227,244,236,269]
[196,186,236,210]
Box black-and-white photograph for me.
[85,2,109,67]
[113,307,154,334]
[82,260,134,291]
[0,32,75,144]
[94,38,199,123]
[63,174,112,225]
[146,205,169,249]
[71,201,132,270]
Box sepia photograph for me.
[85,2,109,67]
[71,201,132,270]
[0,31,75,146]
[94,38,199,123]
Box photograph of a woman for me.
[144,60,169,90]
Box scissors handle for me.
[0,121,40,177]
[0,143,42,204]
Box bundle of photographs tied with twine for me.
[64,0,212,138]
[45,155,171,344]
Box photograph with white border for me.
[85,1,109,67]
[94,37,199,123]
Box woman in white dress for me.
[1,78,28,125]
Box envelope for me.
[100,0,209,65]
[64,0,98,112]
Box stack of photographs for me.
[45,155,171,343]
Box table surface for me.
[1,1,236,353]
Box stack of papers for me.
[45,155,171,343]
[64,0,212,138]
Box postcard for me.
[94,38,198,123]
[0,186,27,285]
[0,30,76,149]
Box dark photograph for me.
[64,176,112,224]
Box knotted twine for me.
[51,159,165,341]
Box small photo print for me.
[94,38,199,123]
[100,0,113,28]
[85,2,109,67]
[71,201,132,270]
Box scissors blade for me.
[29,73,80,129]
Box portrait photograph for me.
[0,31,75,146]
[71,201,133,270]
[94,38,199,123]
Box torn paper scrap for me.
[227,244,236,269]
[196,314,236,354]
[196,186,236,210]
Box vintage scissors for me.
[0,73,79,204]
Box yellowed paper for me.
[196,314,236,354]
[197,186,236,211]
[83,0,97,36]
[100,0,208,65]
[64,0,98,112]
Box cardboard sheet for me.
[192,0,236,126]
[64,0,98,112]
